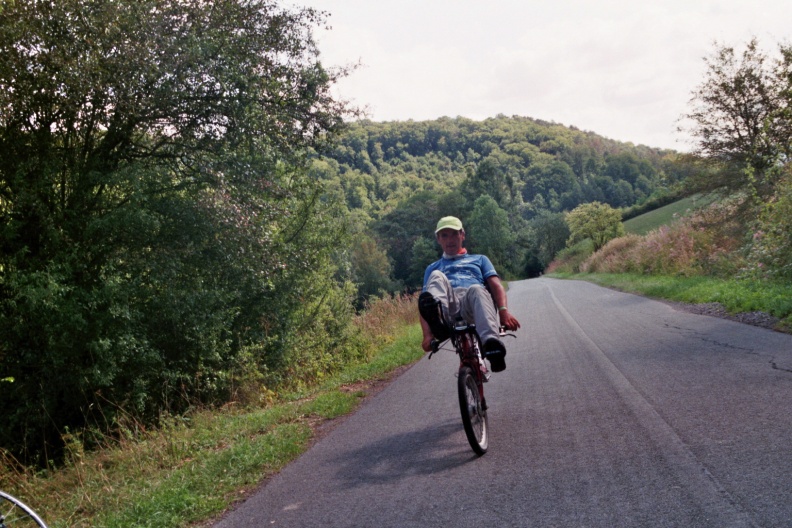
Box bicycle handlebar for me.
[428,338,440,359]
[428,326,515,360]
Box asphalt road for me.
[215,277,792,528]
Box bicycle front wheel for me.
[457,365,488,455]
[0,491,48,528]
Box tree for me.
[462,152,521,208]
[0,0,352,461]
[372,189,469,287]
[566,202,624,252]
[467,195,515,273]
[410,236,440,288]
[350,234,398,306]
[529,211,570,270]
[745,167,792,279]
[681,39,792,201]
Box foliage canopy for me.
[0,0,354,462]
[682,38,792,202]
[566,202,625,252]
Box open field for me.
[623,195,713,235]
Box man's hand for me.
[499,308,521,331]
[421,334,434,352]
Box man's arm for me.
[485,276,521,331]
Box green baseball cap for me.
[435,216,463,233]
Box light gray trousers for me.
[424,270,499,344]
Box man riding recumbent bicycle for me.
[418,216,520,455]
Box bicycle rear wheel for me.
[0,491,48,528]
[457,365,488,455]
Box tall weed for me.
[355,292,419,343]
[580,234,643,273]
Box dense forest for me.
[314,116,690,298]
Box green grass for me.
[5,315,425,528]
[556,272,792,331]
[97,422,312,528]
[95,386,369,527]
[623,194,713,235]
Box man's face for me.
[436,228,465,255]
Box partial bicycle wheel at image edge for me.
[457,366,489,455]
[0,491,49,528]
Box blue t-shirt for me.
[422,253,499,290]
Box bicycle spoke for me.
[458,366,488,455]
[0,492,49,528]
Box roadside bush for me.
[273,278,366,394]
[566,202,624,252]
[546,240,595,274]
[744,170,792,279]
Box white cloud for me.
[298,0,792,150]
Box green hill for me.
[317,115,691,287]
[623,195,713,235]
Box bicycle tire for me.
[0,491,48,528]
[457,365,488,455]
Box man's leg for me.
[459,284,499,342]
[459,284,507,372]
[418,270,459,341]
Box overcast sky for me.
[294,1,791,151]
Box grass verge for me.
[552,272,792,332]
[1,304,425,528]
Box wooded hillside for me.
[315,116,688,294]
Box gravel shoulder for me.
[662,300,783,331]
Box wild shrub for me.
[744,171,792,280]
[270,278,365,394]
[566,202,624,252]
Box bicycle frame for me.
[449,320,488,407]
[429,318,490,455]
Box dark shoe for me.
[483,338,507,372]
[418,292,450,342]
